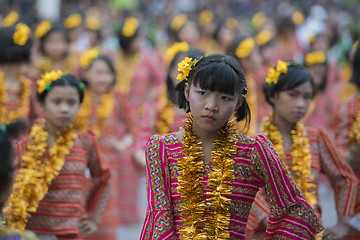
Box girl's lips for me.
[202,115,216,122]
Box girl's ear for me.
[235,96,244,110]
[184,82,189,101]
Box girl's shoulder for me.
[147,131,182,147]
[73,129,98,148]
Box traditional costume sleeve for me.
[252,134,323,239]
[85,130,111,224]
[140,135,176,240]
[315,129,358,216]
[333,100,352,157]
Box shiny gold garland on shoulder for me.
[177,114,237,239]
[39,57,73,74]
[115,53,140,94]
[156,86,174,135]
[349,94,360,144]
[73,90,114,137]
[0,70,31,124]
[261,114,316,207]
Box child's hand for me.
[79,220,98,237]
[322,216,350,240]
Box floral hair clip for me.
[304,51,326,66]
[80,48,100,69]
[37,70,63,94]
[176,56,203,81]
[64,14,82,29]
[122,17,139,37]
[235,37,255,59]
[13,23,30,46]
[256,30,272,47]
[242,86,248,98]
[2,11,19,27]
[171,14,187,31]
[78,82,85,89]
[35,20,52,38]
[198,10,213,26]
[265,60,289,85]
[86,16,101,30]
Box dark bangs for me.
[190,56,243,96]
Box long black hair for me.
[350,41,360,88]
[176,54,251,124]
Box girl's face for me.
[307,64,326,91]
[240,48,262,73]
[179,21,199,45]
[270,81,313,126]
[84,59,114,95]
[185,82,242,136]
[44,31,68,61]
[42,85,80,132]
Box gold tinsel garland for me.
[73,90,114,137]
[0,70,31,124]
[115,53,140,94]
[156,86,174,135]
[5,121,77,230]
[39,57,73,75]
[261,114,316,207]
[177,114,237,239]
[349,95,360,144]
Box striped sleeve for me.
[315,129,358,216]
[252,134,323,239]
[140,135,176,240]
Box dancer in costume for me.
[140,54,323,239]
[5,71,110,240]
[0,120,37,240]
[247,61,358,240]
[0,24,38,125]
[334,41,360,239]
[74,49,136,239]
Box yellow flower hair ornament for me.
[13,23,30,46]
[304,51,326,66]
[251,12,266,29]
[171,14,187,31]
[265,60,289,85]
[122,17,139,37]
[2,11,19,27]
[164,41,189,66]
[35,20,52,38]
[80,48,100,69]
[292,11,305,25]
[256,30,273,47]
[199,10,213,26]
[235,37,255,59]
[64,13,82,29]
[176,56,203,81]
[226,17,238,30]
[86,16,101,30]
[37,70,64,94]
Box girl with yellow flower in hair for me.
[141,54,323,239]
[116,16,166,113]
[247,61,358,240]
[0,24,39,126]
[5,71,111,240]
[74,48,137,239]
[35,24,77,77]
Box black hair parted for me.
[82,54,117,89]
[39,26,69,57]
[37,74,84,103]
[0,26,32,64]
[167,48,205,104]
[175,54,251,124]
[350,41,360,88]
[263,63,315,106]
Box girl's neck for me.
[45,121,66,146]
[1,64,21,80]
[272,113,295,138]
[192,124,220,144]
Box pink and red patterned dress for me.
[17,131,111,239]
[140,132,324,239]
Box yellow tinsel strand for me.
[73,90,114,137]
[261,114,316,207]
[177,114,236,239]
[349,95,360,144]
[5,122,77,229]
[0,70,31,124]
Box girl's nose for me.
[205,96,219,112]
